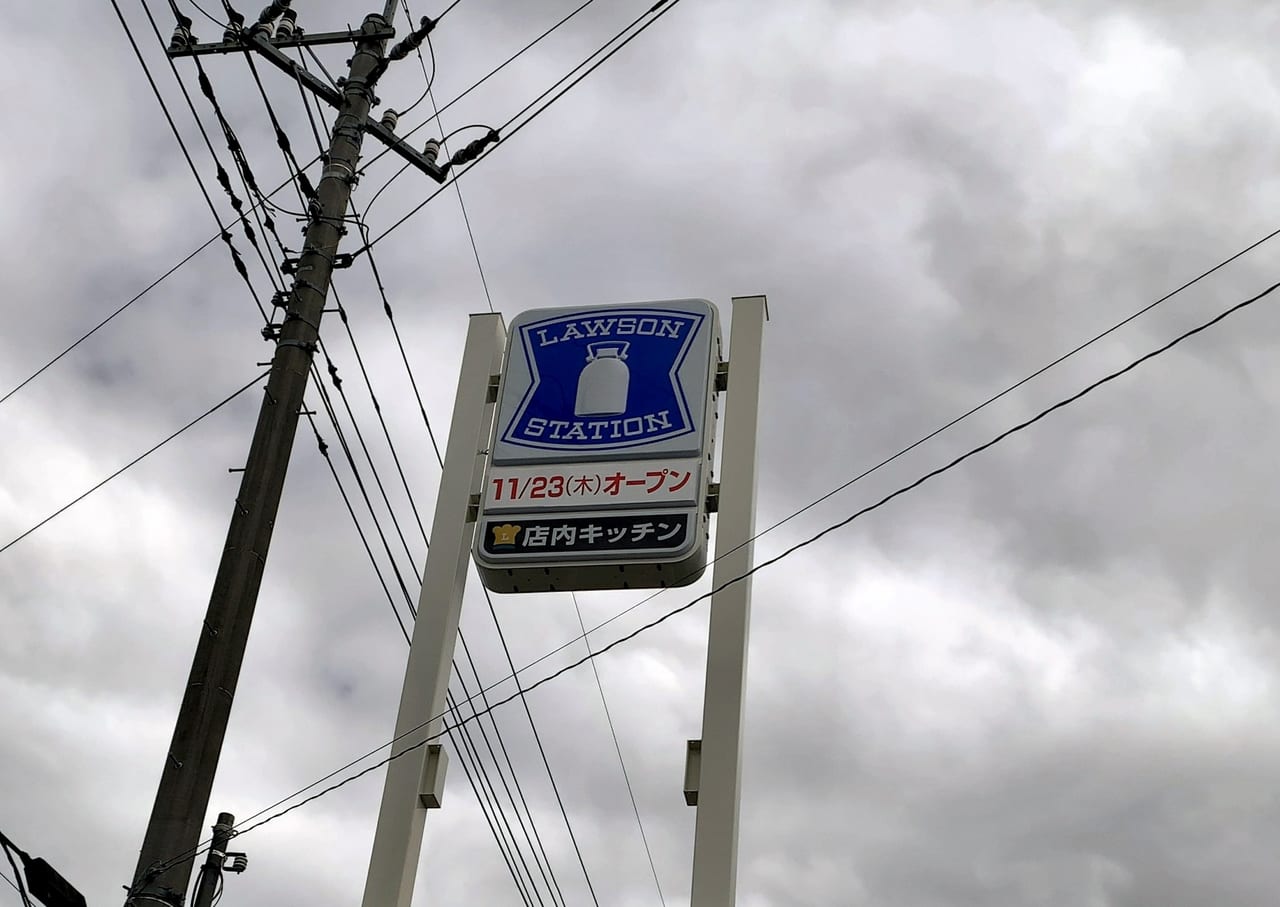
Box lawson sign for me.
[490,300,720,466]
[476,298,720,593]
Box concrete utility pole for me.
[189,813,234,907]
[126,4,444,903]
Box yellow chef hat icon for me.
[491,523,522,546]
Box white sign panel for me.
[483,459,702,512]
[474,299,721,594]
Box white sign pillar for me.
[690,295,768,907]
[361,313,506,907]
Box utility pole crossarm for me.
[168,28,395,55]
[167,32,449,183]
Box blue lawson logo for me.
[501,307,707,452]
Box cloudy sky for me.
[5,0,1280,904]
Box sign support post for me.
[361,313,507,907]
[690,295,768,907]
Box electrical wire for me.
[337,213,571,906]
[0,869,25,906]
[572,597,667,905]
[453,634,569,907]
[435,0,468,21]
[357,0,687,255]
[411,87,603,894]
[361,120,496,218]
[0,837,29,907]
[107,3,547,894]
[304,44,341,90]
[311,342,570,904]
[337,206,570,905]
[194,273,1280,853]
[322,288,432,545]
[239,48,318,206]
[307,370,560,904]
[290,47,331,151]
[137,0,289,302]
[314,302,571,903]
[393,12,436,118]
[0,372,268,556]
[3,0,615,411]
[62,4,1280,895]
[110,0,270,320]
[355,115,593,902]
[186,0,225,27]
[0,235,217,406]
[185,53,297,284]
[214,214,1280,886]
[315,344,420,593]
[355,0,604,181]
[304,409,540,907]
[275,59,567,902]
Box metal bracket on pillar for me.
[715,361,730,393]
[418,744,448,809]
[706,483,721,514]
[684,739,702,807]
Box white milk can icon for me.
[574,341,631,416]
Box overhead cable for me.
[284,100,566,902]
[197,274,1280,851]
[361,0,604,173]
[137,0,290,299]
[109,0,270,319]
[358,0,687,254]
[0,372,268,556]
[572,597,667,905]
[0,236,217,406]
[2,0,614,409]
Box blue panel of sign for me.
[490,299,719,466]
[500,308,706,453]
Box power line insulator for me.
[380,109,399,132]
[274,9,297,41]
[255,0,291,28]
[169,16,194,51]
[422,137,441,166]
[222,10,245,44]
[449,129,499,167]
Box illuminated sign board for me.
[474,299,720,593]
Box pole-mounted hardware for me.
[168,10,447,183]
